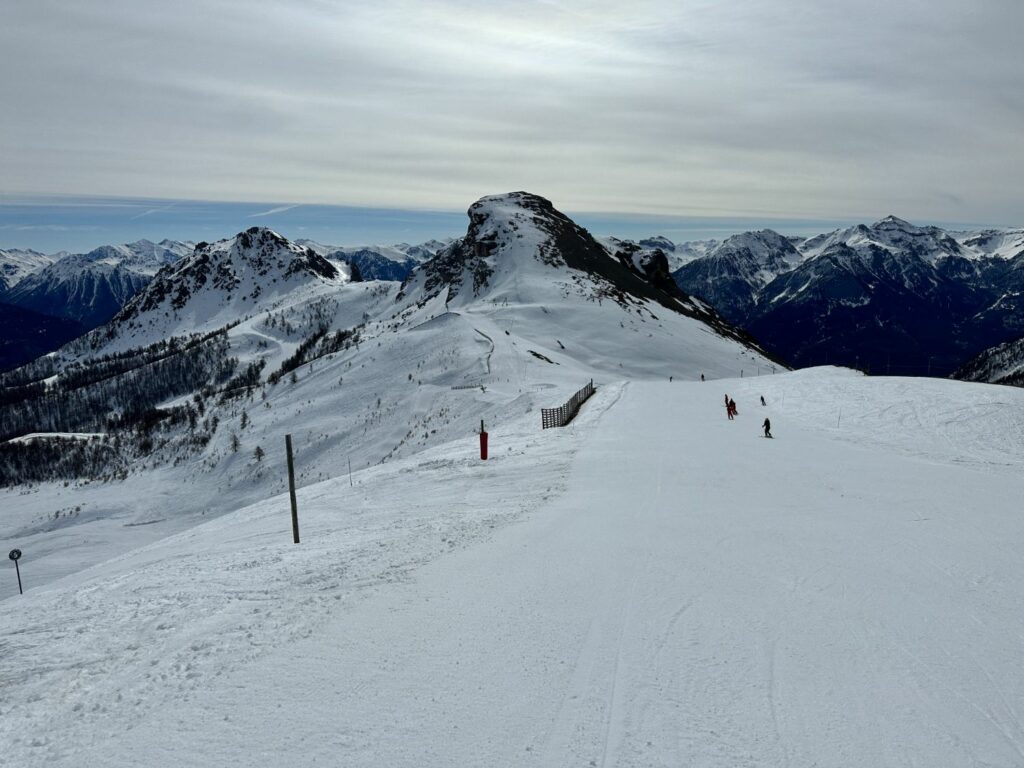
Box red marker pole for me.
[479,420,488,460]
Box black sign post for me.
[9,549,23,595]
[285,435,300,544]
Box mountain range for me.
[0,237,445,371]
[4,208,1024,383]
[671,216,1024,376]
[0,192,774,532]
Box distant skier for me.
[669,376,673,382]
[700,373,705,382]
[760,395,766,406]
[763,417,772,438]
[727,398,737,420]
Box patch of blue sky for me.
[0,194,993,255]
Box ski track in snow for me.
[0,389,611,766]
[4,371,1024,765]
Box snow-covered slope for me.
[398,192,768,357]
[957,227,1024,260]
[0,247,59,291]
[1,239,194,330]
[953,334,1024,386]
[3,255,151,328]
[799,215,966,263]
[80,239,194,276]
[92,227,348,352]
[3,369,1024,766]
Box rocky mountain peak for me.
[638,235,676,252]
[110,227,341,333]
[400,192,767,353]
[872,214,916,230]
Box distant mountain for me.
[953,335,1024,387]
[0,302,84,372]
[77,239,194,275]
[0,247,60,292]
[673,217,1024,375]
[673,230,803,323]
[4,256,151,328]
[97,227,348,351]
[2,239,193,329]
[597,235,716,273]
[296,239,446,282]
[329,247,421,282]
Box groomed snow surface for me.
[4,368,1024,766]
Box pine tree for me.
[254,445,265,462]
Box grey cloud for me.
[1,0,1021,224]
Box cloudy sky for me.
[2,0,1022,230]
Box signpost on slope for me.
[285,435,300,544]
[9,548,23,595]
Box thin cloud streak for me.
[249,204,302,218]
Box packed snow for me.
[3,368,1024,766]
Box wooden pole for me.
[285,434,300,544]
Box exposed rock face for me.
[401,191,779,360]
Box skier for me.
[727,398,737,420]
[700,373,705,382]
[763,417,772,438]
[669,376,673,382]
[760,395,766,406]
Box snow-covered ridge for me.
[96,227,347,350]
[0,238,196,335]
[79,238,194,276]
[954,334,1024,386]
[672,214,1024,376]
[795,215,1018,264]
[0,247,59,290]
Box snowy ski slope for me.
[3,369,1024,766]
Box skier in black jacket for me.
[763,417,772,438]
